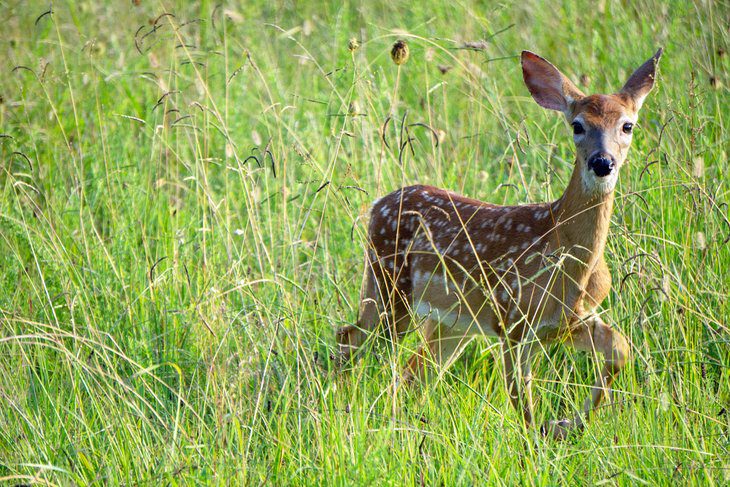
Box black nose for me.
[587,154,615,177]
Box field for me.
[1,0,728,484]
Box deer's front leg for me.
[545,314,630,439]
[503,340,537,427]
[573,315,630,413]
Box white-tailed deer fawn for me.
[337,49,662,438]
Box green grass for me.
[1,0,728,484]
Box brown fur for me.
[571,94,634,127]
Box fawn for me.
[337,49,662,438]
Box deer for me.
[336,49,662,439]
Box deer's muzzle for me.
[587,153,615,177]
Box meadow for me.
[0,0,728,484]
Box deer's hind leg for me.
[503,338,538,427]
[402,320,475,384]
[337,252,413,362]
[337,262,380,361]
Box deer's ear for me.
[620,48,662,111]
[521,51,584,114]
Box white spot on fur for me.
[413,269,423,282]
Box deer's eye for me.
[571,121,585,135]
[622,122,634,134]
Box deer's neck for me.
[553,163,615,268]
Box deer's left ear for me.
[620,48,663,111]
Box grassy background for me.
[1,0,728,484]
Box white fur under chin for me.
[581,167,618,195]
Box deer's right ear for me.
[521,51,584,114]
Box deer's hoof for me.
[336,324,356,340]
[541,419,578,441]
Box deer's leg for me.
[337,262,381,362]
[572,315,630,415]
[502,339,537,426]
[403,321,473,384]
[337,255,412,363]
[545,314,630,439]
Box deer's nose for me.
[587,153,615,177]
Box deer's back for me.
[367,185,579,339]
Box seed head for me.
[694,231,706,251]
[660,275,670,301]
[390,39,409,66]
[658,392,670,412]
[692,157,704,178]
[348,37,360,52]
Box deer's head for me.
[521,49,662,195]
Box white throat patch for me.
[581,164,619,195]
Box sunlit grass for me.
[0,0,727,484]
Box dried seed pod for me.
[390,39,409,65]
[348,100,361,115]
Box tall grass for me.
[1,0,728,484]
